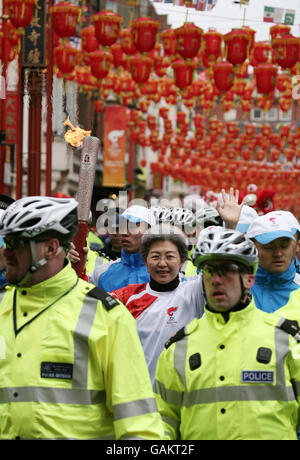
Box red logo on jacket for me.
[167,307,178,318]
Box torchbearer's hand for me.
[216,188,244,230]
[68,242,88,264]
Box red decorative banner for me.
[6,91,17,144]
[102,105,127,187]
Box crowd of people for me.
[0,189,300,440]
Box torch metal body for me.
[72,136,99,277]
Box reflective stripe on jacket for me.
[277,288,300,324]
[154,300,300,440]
[0,261,163,440]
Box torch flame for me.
[64,116,91,147]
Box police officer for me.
[0,196,164,440]
[154,227,300,440]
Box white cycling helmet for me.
[0,196,79,287]
[0,196,78,239]
[172,207,196,227]
[151,206,174,224]
[193,227,258,273]
[195,206,223,228]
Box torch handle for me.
[71,220,89,278]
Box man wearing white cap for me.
[247,211,300,313]
[87,205,156,291]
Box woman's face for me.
[146,240,183,284]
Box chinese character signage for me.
[22,0,46,67]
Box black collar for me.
[149,275,180,292]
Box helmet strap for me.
[15,241,63,287]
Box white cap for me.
[269,210,300,235]
[247,211,296,245]
[121,205,156,226]
[236,205,259,233]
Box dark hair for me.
[141,225,188,263]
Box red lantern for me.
[243,86,254,101]
[119,28,137,55]
[161,29,177,56]
[174,22,203,60]
[270,148,280,162]
[54,44,80,76]
[149,43,162,60]
[283,148,294,162]
[92,10,123,47]
[213,62,234,91]
[279,96,292,112]
[6,0,37,29]
[50,1,80,38]
[80,25,99,53]
[241,148,251,161]
[131,17,160,53]
[89,49,113,79]
[242,26,256,51]
[202,28,222,66]
[110,43,126,69]
[272,33,300,69]
[116,71,136,94]
[241,100,252,113]
[159,107,172,118]
[75,66,95,88]
[270,24,291,40]
[224,28,251,66]
[153,56,169,77]
[128,54,152,84]
[172,59,195,89]
[102,71,117,91]
[177,111,186,125]
[276,73,292,92]
[140,79,158,96]
[261,125,272,138]
[270,133,281,147]
[254,63,277,94]
[253,41,271,64]
[280,125,291,139]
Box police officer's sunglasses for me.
[3,238,49,251]
[3,238,30,251]
[201,263,241,278]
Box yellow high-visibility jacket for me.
[85,247,109,275]
[154,300,300,440]
[86,230,104,249]
[180,246,198,278]
[276,288,300,324]
[0,261,164,440]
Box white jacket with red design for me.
[111,278,205,382]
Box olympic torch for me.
[64,117,100,277]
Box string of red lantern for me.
[48,5,300,213]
